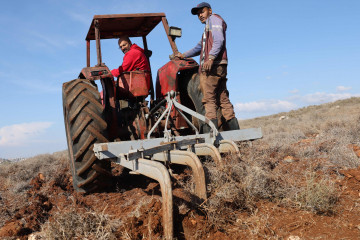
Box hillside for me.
[0,97,360,239]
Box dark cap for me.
[191,2,211,15]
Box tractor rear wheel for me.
[62,79,110,192]
[186,73,225,131]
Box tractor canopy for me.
[85,13,166,40]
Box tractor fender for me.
[156,59,198,99]
[79,66,113,81]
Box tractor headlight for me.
[169,26,182,38]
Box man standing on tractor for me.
[176,2,240,132]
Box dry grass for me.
[0,151,69,229]
[294,170,339,214]
[192,98,360,234]
[0,150,68,194]
[41,206,120,240]
[200,155,283,229]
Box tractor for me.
[62,13,262,239]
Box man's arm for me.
[175,40,202,59]
[117,51,134,74]
[208,16,225,59]
[183,40,202,58]
[111,51,134,77]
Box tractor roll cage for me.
[85,13,179,67]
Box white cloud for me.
[300,92,357,104]
[235,91,360,119]
[0,122,53,146]
[289,89,299,94]
[336,86,352,92]
[235,100,297,112]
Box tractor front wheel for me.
[62,79,110,192]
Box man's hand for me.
[175,52,185,59]
[202,59,213,72]
[111,68,120,78]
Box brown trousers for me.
[199,64,235,121]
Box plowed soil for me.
[1,152,360,239]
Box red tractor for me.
[62,13,261,239]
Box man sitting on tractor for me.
[111,36,151,90]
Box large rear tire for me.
[62,79,110,192]
[186,73,225,131]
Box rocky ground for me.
[0,97,360,239]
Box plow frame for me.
[93,91,262,239]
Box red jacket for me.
[111,44,150,77]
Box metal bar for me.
[147,100,171,139]
[164,99,173,137]
[219,140,241,158]
[94,20,102,66]
[173,103,199,135]
[142,35,149,53]
[152,150,207,201]
[94,13,166,19]
[86,40,90,67]
[128,138,205,161]
[161,17,178,55]
[191,143,223,168]
[171,98,218,136]
[142,36,155,104]
[94,128,262,160]
[112,157,173,239]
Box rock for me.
[284,156,296,163]
[288,236,301,240]
[28,232,45,240]
[38,173,45,181]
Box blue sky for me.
[0,0,359,158]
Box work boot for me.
[202,118,218,133]
[226,117,240,131]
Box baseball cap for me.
[191,2,211,15]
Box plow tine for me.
[192,143,224,168]
[219,140,241,158]
[135,159,173,240]
[152,150,207,201]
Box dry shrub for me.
[236,210,280,240]
[0,151,68,194]
[42,206,120,240]
[201,154,283,228]
[294,170,339,214]
[328,145,359,169]
[0,151,69,229]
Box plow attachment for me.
[93,91,262,239]
[94,128,261,239]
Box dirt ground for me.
[1,98,360,239]
[1,152,359,239]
